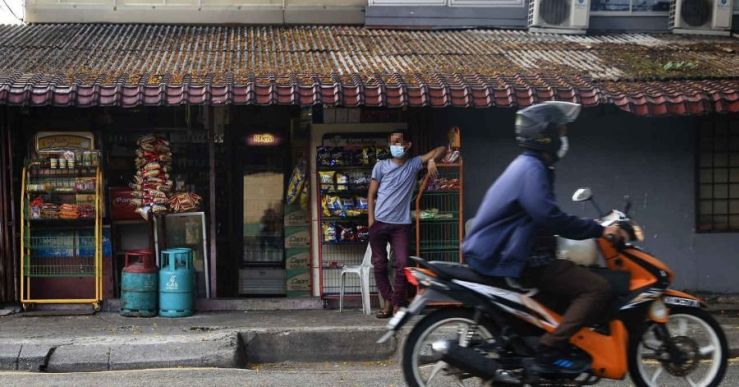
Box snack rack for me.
[414,159,464,263]
[316,139,388,298]
[20,164,103,311]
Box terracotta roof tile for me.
[0,24,737,115]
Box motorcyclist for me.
[462,101,628,374]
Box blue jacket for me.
[463,152,604,278]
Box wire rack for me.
[25,256,96,277]
[26,176,97,194]
[415,162,463,263]
[24,232,97,277]
[319,243,380,295]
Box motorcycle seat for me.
[427,261,531,293]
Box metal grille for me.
[25,231,97,277]
[696,117,739,232]
[320,243,379,295]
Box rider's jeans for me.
[522,259,612,348]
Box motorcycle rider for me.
[463,101,628,374]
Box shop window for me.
[591,0,670,12]
[696,116,739,232]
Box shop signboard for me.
[35,132,95,154]
[246,132,282,146]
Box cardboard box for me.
[284,204,308,227]
[285,247,310,270]
[286,268,311,294]
[286,289,311,298]
[284,226,310,248]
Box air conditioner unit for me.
[528,0,591,34]
[670,0,733,35]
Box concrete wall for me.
[426,107,738,292]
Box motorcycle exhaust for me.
[432,340,520,384]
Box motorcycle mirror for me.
[572,188,593,202]
[624,195,632,215]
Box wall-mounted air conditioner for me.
[528,0,591,34]
[670,0,733,35]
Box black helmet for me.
[515,101,581,153]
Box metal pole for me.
[207,106,217,298]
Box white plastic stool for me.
[339,243,391,315]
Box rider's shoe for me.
[530,343,590,374]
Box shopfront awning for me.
[0,24,737,116]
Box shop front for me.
[6,104,444,309]
[1,24,737,306]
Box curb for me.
[0,321,737,373]
[240,327,398,364]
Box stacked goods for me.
[130,134,174,220]
[59,204,80,220]
[78,204,95,219]
[170,192,203,213]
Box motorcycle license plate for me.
[387,309,407,330]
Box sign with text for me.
[246,133,281,146]
[35,132,95,153]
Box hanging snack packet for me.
[356,225,369,242]
[317,147,332,167]
[335,173,349,191]
[340,224,356,242]
[355,197,368,212]
[286,159,306,205]
[323,223,337,243]
[319,171,335,192]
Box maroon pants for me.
[369,221,411,307]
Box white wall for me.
[24,0,365,24]
[0,0,23,24]
[433,107,739,293]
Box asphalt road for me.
[1,360,738,386]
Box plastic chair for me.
[339,243,391,315]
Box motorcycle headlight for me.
[649,300,669,323]
[633,224,645,242]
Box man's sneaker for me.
[530,344,591,374]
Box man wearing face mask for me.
[463,101,628,374]
[368,129,446,319]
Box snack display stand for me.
[20,133,103,311]
[316,136,387,298]
[414,129,463,263]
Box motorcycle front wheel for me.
[628,306,728,387]
[401,308,498,387]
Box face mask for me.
[557,136,569,159]
[390,145,406,158]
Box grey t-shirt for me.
[371,156,423,225]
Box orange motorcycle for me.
[378,188,728,387]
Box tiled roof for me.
[0,24,737,116]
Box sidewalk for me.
[0,308,738,373]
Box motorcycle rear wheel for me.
[628,306,728,387]
[401,308,499,387]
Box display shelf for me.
[317,165,374,171]
[28,218,96,228]
[320,215,368,221]
[321,240,369,246]
[21,164,103,310]
[414,160,463,264]
[320,188,369,195]
[315,135,391,300]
